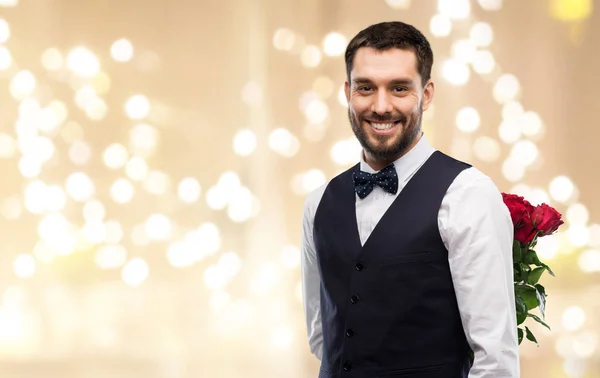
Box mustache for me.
[361,113,408,123]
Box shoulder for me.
[446,165,507,214]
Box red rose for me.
[502,193,535,227]
[533,203,564,236]
[514,212,537,245]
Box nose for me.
[371,90,393,115]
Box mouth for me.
[365,120,401,135]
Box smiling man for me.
[300,22,520,378]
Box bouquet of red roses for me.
[502,193,564,345]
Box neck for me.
[364,132,423,171]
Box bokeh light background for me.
[0,0,599,377]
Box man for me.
[300,21,519,378]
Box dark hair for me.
[344,21,434,85]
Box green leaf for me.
[524,250,542,265]
[517,327,524,344]
[513,240,522,263]
[515,296,527,325]
[515,284,539,310]
[528,313,551,330]
[525,326,538,344]
[535,285,547,320]
[540,262,555,277]
[527,267,545,285]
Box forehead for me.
[350,47,420,82]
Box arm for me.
[439,171,520,378]
[300,193,324,360]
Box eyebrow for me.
[352,77,416,87]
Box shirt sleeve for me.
[439,169,520,378]
[301,187,326,361]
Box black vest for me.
[314,151,472,378]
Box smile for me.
[366,120,400,134]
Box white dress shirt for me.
[300,134,520,378]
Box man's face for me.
[345,47,434,165]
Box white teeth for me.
[371,122,395,130]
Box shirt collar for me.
[359,133,435,182]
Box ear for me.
[421,80,435,112]
[344,80,351,103]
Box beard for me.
[349,104,423,162]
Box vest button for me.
[346,329,354,337]
[350,294,360,304]
[355,262,364,271]
[343,362,352,371]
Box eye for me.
[357,86,373,92]
[393,87,407,92]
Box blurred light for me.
[323,32,346,56]
[233,129,257,156]
[0,45,12,70]
[209,291,231,312]
[13,254,35,278]
[178,177,201,203]
[65,172,95,202]
[196,222,221,257]
[550,176,575,203]
[121,257,149,286]
[438,0,471,19]
[498,120,522,144]
[24,180,47,214]
[241,81,263,107]
[429,14,452,37]
[567,224,589,247]
[271,326,293,350]
[281,245,300,269]
[529,188,550,206]
[125,156,149,181]
[303,123,328,143]
[204,265,228,289]
[471,50,496,74]
[83,200,106,221]
[0,0,18,7]
[299,91,320,112]
[227,187,257,223]
[477,0,503,11]
[206,185,228,210]
[331,138,362,166]
[18,156,41,178]
[33,241,55,263]
[125,94,150,120]
[563,358,587,377]
[0,196,21,220]
[292,169,326,195]
[551,0,592,22]
[250,262,282,295]
[469,22,494,47]
[145,213,172,241]
[510,140,538,166]
[301,45,322,68]
[473,136,501,162]
[84,97,108,120]
[536,232,560,260]
[95,245,127,269]
[273,28,296,52]
[578,249,600,273]
[131,224,150,247]
[82,220,107,244]
[0,132,16,158]
[0,19,9,43]
[567,203,589,225]
[104,220,123,244]
[493,74,520,104]
[520,111,544,137]
[90,71,111,95]
[442,59,470,86]
[572,332,598,358]
[44,185,67,212]
[338,85,348,107]
[385,0,411,9]
[129,123,158,157]
[563,306,586,331]
[167,242,195,268]
[143,170,170,195]
[103,143,129,170]
[455,107,480,133]
[111,38,134,62]
[69,140,92,165]
[110,178,135,204]
[451,40,476,63]
[305,99,329,124]
[588,224,600,247]
[42,100,69,132]
[312,76,335,99]
[67,47,100,77]
[501,157,525,182]
[10,70,36,99]
[450,136,472,162]
[41,48,64,71]
[268,128,300,157]
[502,101,524,120]
[75,85,97,108]
[218,252,242,278]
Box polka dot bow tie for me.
[352,164,399,199]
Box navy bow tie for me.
[352,164,399,199]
